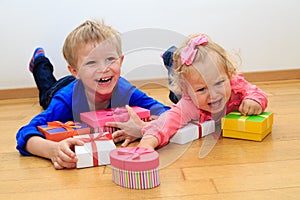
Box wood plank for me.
[0,79,300,199]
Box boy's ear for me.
[119,55,124,65]
[68,65,78,78]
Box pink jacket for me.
[142,74,268,147]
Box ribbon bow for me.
[45,121,81,132]
[180,35,208,66]
[105,107,129,122]
[117,147,154,160]
[79,133,113,166]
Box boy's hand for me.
[50,138,84,170]
[239,99,263,116]
[106,105,148,146]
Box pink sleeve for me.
[231,74,268,111]
[141,95,199,147]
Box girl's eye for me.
[215,80,225,86]
[196,87,206,93]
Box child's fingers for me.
[125,105,139,120]
[53,161,64,170]
[55,158,76,169]
[121,139,130,147]
[112,130,126,143]
[60,138,83,160]
[238,102,246,115]
[106,121,121,128]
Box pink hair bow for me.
[180,35,208,66]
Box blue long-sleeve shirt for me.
[16,77,170,155]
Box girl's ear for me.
[68,65,79,78]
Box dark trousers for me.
[32,57,75,109]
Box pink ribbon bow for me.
[117,147,154,160]
[180,35,208,66]
[105,107,129,122]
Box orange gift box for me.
[37,121,90,142]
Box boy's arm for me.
[26,136,84,169]
[129,87,170,116]
[16,91,73,155]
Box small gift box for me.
[221,111,274,141]
[110,147,160,189]
[37,121,90,142]
[74,133,116,168]
[80,106,150,133]
[170,120,215,144]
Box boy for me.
[16,20,169,169]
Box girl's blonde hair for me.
[170,33,238,95]
[62,20,122,69]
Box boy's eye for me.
[85,61,96,66]
[106,57,117,62]
[105,56,119,67]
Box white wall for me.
[0,0,299,89]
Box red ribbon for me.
[191,121,202,138]
[117,147,154,160]
[80,133,113,166]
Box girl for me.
[137,33,268,149]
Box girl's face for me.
[184,53,231,114]
[70,41,123,101]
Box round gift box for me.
[109,147,160,189]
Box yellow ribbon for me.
[229,112,271,132]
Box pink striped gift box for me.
[109,147,160,189]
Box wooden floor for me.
[1,79,300,200]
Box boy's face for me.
[184,53,231,114]
[72,41,123,100]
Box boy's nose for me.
[96,64,110,73]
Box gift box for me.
[37,121,90,142]
[80,106,150,133]
[110,147,160,189]
[221,111,274,141]
[170,120,215,144]
[74,133,116,168]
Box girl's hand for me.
[49,138,84,170]
[239,99,263,115]
[137,135,159,150]
[106,105,148,147]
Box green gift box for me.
[221,111,274,141]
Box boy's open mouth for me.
[96,77,112,84]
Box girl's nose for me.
[208,88,218,98]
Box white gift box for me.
[74,133,116,168]
[170,120,215,144]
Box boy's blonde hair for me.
[62,20,122,69]
[170,33,238,95]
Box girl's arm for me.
[231,74,268,115]
[141,95,199,148]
